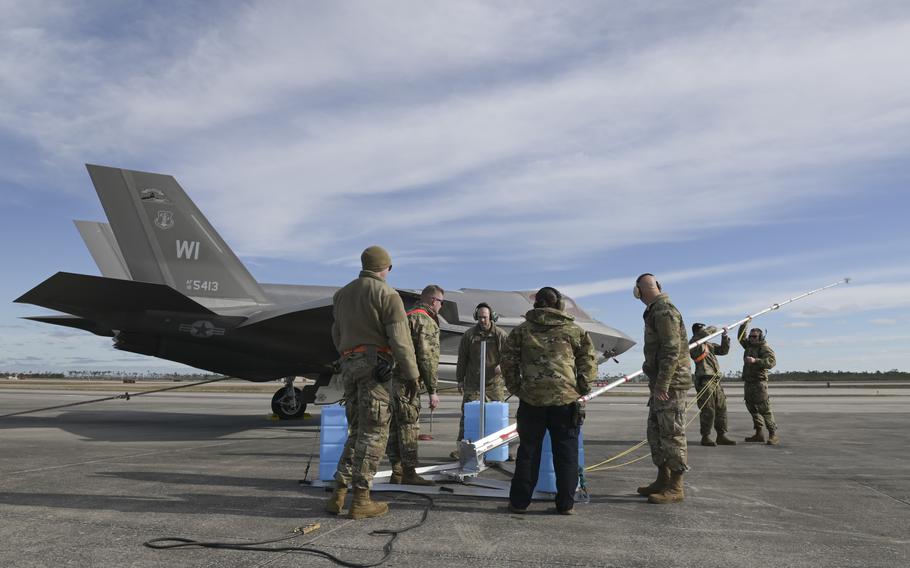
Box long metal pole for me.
[467,278,850,456]
[479,339,487,439]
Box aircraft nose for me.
[581,322,636,358]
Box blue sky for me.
[1,1,909,376]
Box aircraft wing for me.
[225,298,339,370]
[238,297,335,335]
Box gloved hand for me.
[404,380,419,400]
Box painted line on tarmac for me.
[4,434,311,477]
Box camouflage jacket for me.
[689,331,730,378]
[642,294,693,392]
[392,302,440,394]
[501,307,596,406]
[738,323,776,382]
[331,270,419,382]
[456,322,509,392]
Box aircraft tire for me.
[271,386,307,419]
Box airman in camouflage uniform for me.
[689,323,736,447]
[324,246,420,520]
[738,322,779,445]
[503,287,596,515]
[634,274,692,504]
[453,303,509,454]
[385,285,443,486]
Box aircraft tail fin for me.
[85,164,268,307]
[75,220,132,280]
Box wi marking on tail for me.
[176,240,200,260]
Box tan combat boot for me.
[636,467,670,496]
[715,432,737,446]
[324,486,348,515]
[349,488,389,520]
[647,470,685,504]
[766,430,780,446]
[744,428,765,443]
[700,435,716,447]
[389,463,403,484]
[400,466,434,486]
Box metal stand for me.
[306,458,554,500]
[307,336,554,499]
[479,339,486,440]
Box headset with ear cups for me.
[473,302,499,323]
[534,286,565,311]
[633,273,662,299]
[748,328,766,341]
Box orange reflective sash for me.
[407,308,431,318]
[342,344,392,356]
[693,345,709,363]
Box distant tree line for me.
[763,370,908,382]
[3,370,228,380]
[601,369,909,383]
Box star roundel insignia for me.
[190,320,215,338]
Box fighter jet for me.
[15,165,635,418]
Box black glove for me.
[374,358,393,384]
[572,401,586,427]
[404,380,418,400]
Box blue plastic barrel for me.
[534,426,585,493]
[319,404,349,481]
[463,401,509,462]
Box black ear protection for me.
[633,273,662,299]
[473,302,499,323]
[749,328,766,341]
[534,287,565,311]
[692,323,706,335]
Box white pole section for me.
[471,278,851,455]
[479,339,487,439]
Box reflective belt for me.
[693,346,709,363]
[342,344,392,357]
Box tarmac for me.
[1,383,908,567]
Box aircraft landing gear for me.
[271,377,306,419]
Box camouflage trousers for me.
[333,353,392,490]
[456,379,506,441]
[646,390,689,472]
[744,381,777,431]
[694,375,728,436]
[386,380,422,468]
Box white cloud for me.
[4,2,910,375]
[870,318,898,326]
[559,252,832,298]
[700,282,910,318]
[2,2,909,263]
[784,321,815,329]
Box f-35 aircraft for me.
[16,165,635,418]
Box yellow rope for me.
[588,454,651,471]
[738,317,752,342]
[585,375,721,473]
